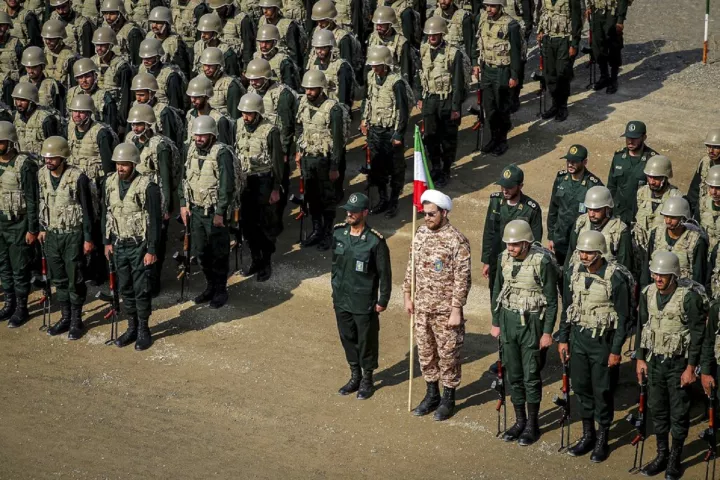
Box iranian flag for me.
[413,125,434,212]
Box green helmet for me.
[49,0,70,7]
[92,26,117,45]
[311,0,336,21]
[659,196,691,219]
[68,94,96,113]
[21,46,46,67]
[112,143,140,164]
[576,230,607,255]
[706,166,720,187]
[245,58,272,80]
[311,28,336,48]
[197,13,222,33]
[200,47,224,67]
[301,69,327,89]
[705,128,720,147]
[0,12,12,25]
[41,136,70,158]
[257,24,280,42]
[73,57,98,77]
[423,16,448,35]
[186,75,213,97]
[127,103,157,125]
[258,0,282,8]
[584,185,614,209]
[131,72,159,92]
[238,92,264,114]
[483,0,506,5]
[11,82,39,104]
[502,219,534,243]
[0,121,18,144]
[100,0,126,15]
[41,19,67,39]
[139,38,164,59]
[148,6,172,24]
[372,6,396,25]
[366,45,393,66]
[643,155,673,178]
[192,115,218,137]
[208,0,233,9]
[649,250,680,277]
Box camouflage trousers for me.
[414,311,465,388]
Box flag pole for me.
[703,0,710,64]
[408,206,416,412]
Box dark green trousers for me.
[368,126,405,197]
[421,94,459,173]
[0,217,33,297]
[302,154,337,218]
[334,308,379,371]
[241,174,280,260]
[115,241,152,320]
[149,219,169,294]
[591,10,623,68]
[569,326,619,427]
[542,36,573,109]
[481,65,512,142]
[190,206,230,284]
[45,230,87,305]
[499,308,544,405]
[648,355,692,440]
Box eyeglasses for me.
[423,211,439,218]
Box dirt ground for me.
[2,2,720,479]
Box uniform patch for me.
[628,123,636,132]
[356,260,364,272]
[433,259,443,272]
[503,169,511,179]
[570,146,578,154]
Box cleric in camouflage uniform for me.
[257,0,304,70]
[49,0,95,58]
[688,128,720,219]
[253,24,300,91]
[19,46,64,113]
[0,11,24,106]
[139,38,186,110]
[41,19,80,92]
[185,75,234,145]
[1,0,42,48]
[147,6,192,80]
[404,190,471,422]
[192,13,241,77]
[586,0,628,94]
[101,0,145,67]
[92,26,134,126]
[207,0,256,70]
[11,82,62,155]
[367,6,414,81]
[198,46,245,120]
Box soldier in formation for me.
[19,46,64,113]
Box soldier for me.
[418,16,467,186]
[253,23,299,91]
[101,143,162,350]
[0,121,39,328]
[547,144,602,267]
[381,0,421,50]
[131,72,185,148]
[235,92,282,281]
[38,136,95,339]
[185,75,233,145]
[279,0,304,25]
[368,6,414,81]
[295,69,347,251]
[403,189,471,421]
[308,0,356,66]
[1,0,42,48]
[12,82,62,155]
[642,197,708,288]
[688,128,720,219]
[100,0,145,67]
[49,0,95,58]
[257,0,304,70]
[565,186,633,273]
[558,230,631,461]
[20,46,64,113]
[239,0,261,25]
[125,104,177,296]
[635,251,707,479]
[330,0,365,46]
[66,57,121,132]
[306,29,353,109]
[431,0,474,62]
[147,6,192,80]
[138,38,186,110]
[607,120,658,226]
[700,166,720,253]
[42,18,79,91]
[332,192,391,400]
[192,13,241,77]
[123,0,163,32]
[360,45,409,219]
[586,0,628,94]
[473,0,522,156]
[198,46,245,119]
[207,0,256,70]
[91,26,133,123]
[179,115,238,309]
[536,0,582,121]
[169,0,209,53]
[481,164,543,291]
[0,11,24,105]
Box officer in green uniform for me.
[169,0,210,54]
[688,128,720,219]
[11,82,62,155]
[139,38,186,111]
[100,0,145,67]
[66,58,121,133]
[49,0,95,58]
[235,92,282,282]
[253,23,300,91]
[635,251,707,479]
[147,6,192,80]
[481,164,543,291]
[179,115,238,309]
[0,121,38,328]
[199,46,245,120]
[101,143,162,350]
[185,75,234,146]
[92,26,134,128]
[367,6,415,82]
[606,120,658,226]
[491,219,557,446]
[558,230,631,462]
[0,11,23,102]
[19,46,64,114]
[131,72,185,148]
[547,144,602,267]
[332,192,391,400]
[39,136,95,340]
[586,0,627,94]
[380,0,421,50]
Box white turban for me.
[420,189,452,211]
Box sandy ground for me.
[2,2,720,479]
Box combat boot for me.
[256,257,272,282]
[317,213,335,251]
[433,386,456,421]
[47,301,72,336]
[7,296,29,328]
[607,66,619,94]
[590,426,610,463]
[492,139,509,157]
[135,317,153,351]
[370,186,389,215]
[594,62,611,91]
[481,136,498,154]
[194,282,215,304]
[555,106,569,122]
[115,316,138,347]
[541,104,559,120]
[0,291,15,320]
[357,370,374,400]
[209,282,228,308]
[518,402,541,446]
[338,365,362,395]
[301,217,323,248]
[503,403,527,442]
[242,252,263,277]
[67,304,85,340]
[664,438,684,480]
[412,381,441,416]
[568,418,596,456]
[641,433,669,476]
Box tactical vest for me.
[128,134,175,214]
[368,29,407,68]
[185,108,225,143]
[495,246,549,324]
[539,0,571,37]
[479,12,512,66]
[5,8,30,43]
[588,0,618,14]
[365,72,403,130]
[653,224,704,280]
[146,100,182,140]
[68,122,113,181]
[66,86,108,123]
[92,53,130,105]
[258,16,294,52]
[140,63,184,106]
[433,7,467,49]
[280,0,305,22]
[206,73,243,115]
[419,42,458,98]
[114,22,143,62]
[72,0,102,26]
[0,36,21,83]
[253,49,291,84]
[192,40,233,74]
[45,46,78,89]
[14,107,54,155]
[105,171,151,240]
[18,75,59,109]
[235,119,274,175]
[297,96,336,156]
[700,197,720,252]
[220,12,247,56]
[50,10,92,55]
[566,263,620,336]
[387,0,420,45]
[697,155,720,220]
[569,215,626,267]
[38,165,84,232]
[147,32,184,67]
[170,0,204,49]
[0,153,29,217]
[334,0,355,29]
[249,81,296,127]
[307,57,351,103]
[125,0,152,31]
[182,142,228,212]
[632,185,681,248]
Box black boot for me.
[242,252,263,277]
[194,282,215,304]
[338,365,362,395]
[412,381,441,416]
[542,104,559,119]
[209,282,228,308]
[317,213,335,251]
[555,106,569,122]
[590,426,610,463]
[664,439,684,480]
[503,403,527,442]
[594,62,611,91]
[518,403,541,446]
[357,370,374,400]
[385,193,399,219]
[370,187,389,215]
[641,433,669,476]
[47,301,72,336]
[0,291,16,320]
[115,316,138,347]
[301,217,323,247]
[7,296,29,328]
[67,304,85,340]
[135,317,153,351]
[256,257,272,282]
[433,386,456,421]
[492,139,509,157]
[606,66,619,94]
[568,418,596,457]
[481,136,498,154]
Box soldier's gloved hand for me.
[702,374,716,396]
[482,263,490,279]
[635,359,648,384]
[539,333,553,350]
[680,365,697,388]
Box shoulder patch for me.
[334,222,346,229]
[615,148,624,154]
[370,228,384,240]
[589,176,600,184]
[526,199,539,209]
[490,192,502,198]
[557,170,567,176]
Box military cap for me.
[341,192,369,212]
[561,144,587,162]
[496,164,524,188]
[621,120,647,139]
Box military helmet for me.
[576,230,607,255]
[92,26,118,45]
[245,58,272,80]
[200,47,224,67]
[311,28,336,48]
[0,11,12,25]
[483,0,506,5]
[100,0,126,15]
[197,13,222,33]
[311,0,336,21]
[705,128,720,147]
[112,143,140,164]
[192,115,218,137]
[68,94,96,113]
[40,136,70,159]
[208,0,233,8]
[372,6,397,25]
[139,38,165,58]
[423,16,448,35]
[127,103,157,125]
[238,92,264,114]
[21,46,46,67]
[41,19,67,39]
[502,219,534,243]
[649,251,681,277]
[706,166,720,188]
[73,57,98,77]
[301,69,327,89]
[257,24,281,42]
[148,6,172,24]
[11,82,39,104]
[131,72,159,92]
[0,121,18,144]
[659,196,691,218]
[584,185,614,209]
[258,0,282,8]
[186,75,214,97]
[366,45,393,67]
[49,0,70,7]
[643,154,673,178]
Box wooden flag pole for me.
[408,207,416,412]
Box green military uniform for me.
[688,132,720,220]
[308,56,354,109]
[211,2,257,69]
[2,3,42,48]
[108,19,145,67]
[253,47,300,92]
[141,61,186,110]
[186,107,234,146]
[205,72,245,120]
[140,96,185,148]
[366,28,415,82]
[0,30,24,107]
[643,226,708,288]
[700,297,720,388]
[565,215,632,272]
[169,0,210,53]
[51,6,95,58]
[381,0,421,49]
[92,52,134,129]
[258,14,305,70]
[432,2,475,63]
[632,183,681,253]
[67,84,122,133]
[12,105,62,155]
[587,0,628,93]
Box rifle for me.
[467,88,484,152]
[103,255,119,346]
[627,368,648,473]
[230,208,243,274]
[360,143,372,202]
[581,19,596,89]
[531,37,547,117]
[38,243,51,331]
[553,349,571,451]
[700,389,717,480]
[490,338,506,436]
[289,178,308,243]
[174,221,192,302]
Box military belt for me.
[248,171,272,178]
[47,227,83,235]
[114,236,145,246]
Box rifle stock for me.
[103,256,120,345]
[553,349,571,451]
[627,369,648,473]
